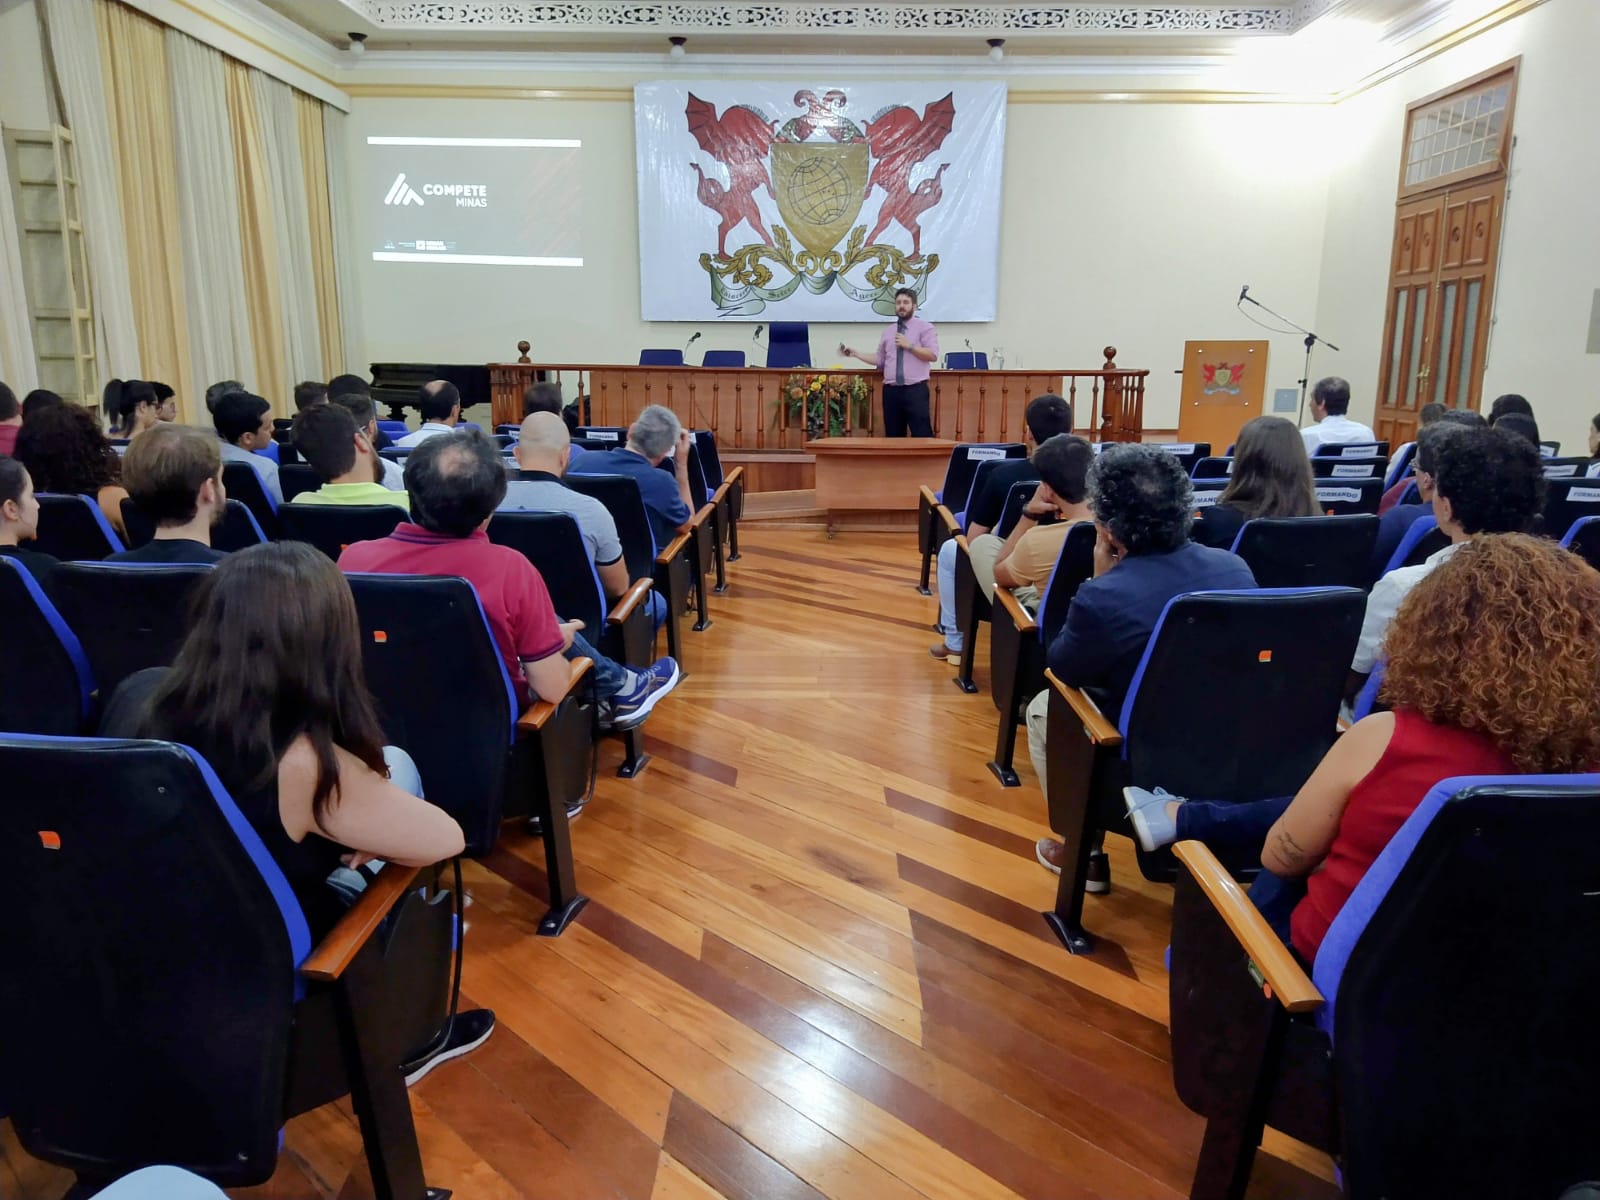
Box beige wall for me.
[1315,0,1600,447]
[344,89,1333,430]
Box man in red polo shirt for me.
[340,429,679,729]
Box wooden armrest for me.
[607,578,654,625]
[299,863,422,983]
[724,465,744,487]
[1173,841,1324,1014]
[935,504,961,537]
[919,484,939,509]
[709,481,731,507]
[517,656,594,733]
[1045,669,1122,746]
[656,530,691,565]
[995,587,1037,634]
[691,502,715,527]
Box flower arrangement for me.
[777,371,872,439]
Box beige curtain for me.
[165,28,256,399]
[322,105,362,374]
[95,0,192,419]
[39,0,141,386]
[224,58,288,414]
[296,92,343,379]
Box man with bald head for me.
[395,380,461,448]
[502,411,630,599]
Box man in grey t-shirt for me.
[500,411,629,599]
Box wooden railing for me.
[489,343,1147,449]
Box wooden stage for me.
[489,349,1149,499]
[2,529,1338,1199]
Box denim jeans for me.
[567,630,630,699]
[1173,794,1294,849]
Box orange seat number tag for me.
[373,630,388,644]
[38,831,61,850]
[1258,650,1273,663]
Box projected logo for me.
[383,172,490,209]
[384,173,424,207]
[685,89,955,316]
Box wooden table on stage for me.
[807,436,956,537]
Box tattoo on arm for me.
[1273,827,1309,868]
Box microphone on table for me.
[1238,284,1250,304]
[683,330,702,357]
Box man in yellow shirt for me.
[288,404,410,510]
[989,434,1095,611]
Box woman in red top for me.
[1129,533,1600,961]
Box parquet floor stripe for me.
[1,528,1342,1199]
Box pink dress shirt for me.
[875,317,939,386]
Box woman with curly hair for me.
[1191,415,1318,549]
[1125,533,1600,961]
[13,401,130,534]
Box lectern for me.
[807,437,956,537]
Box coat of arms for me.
[685,89,957,316]
[1202,362,1248,395]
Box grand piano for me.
[369,362,493,422]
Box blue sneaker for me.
[1123,786,1183,852]
[609,658,681,730]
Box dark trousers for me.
[882,381,932,438]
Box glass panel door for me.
[1434,281,1458,405]
[1405,285,1430,409]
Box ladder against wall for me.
[3,124,98,405]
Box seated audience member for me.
[1299,376,1375,454]
[503,412,627,598]
[111,380,176,441]
[0,456,58,588]
[330,391,404,488]
[1125,534,1600,963]
[203,378,245,414]
[339,430,680,730]
[108,424,228,564]
[567,404,695,551]
[1492,411,1541,450]
[21,388,64,421]
[14,401,130,533]
[931,432,1091,659]
[1367,422,1463,579]
[328,373,371,399]
[99,541,494,1077]
[1349,423,1543,702]
[294,380,329,412]
[1378,402,1449,514]
[1027,444,1258,887]
[213,389,283,506]
[0,382,20,457]
[395,380,461,448]
[289,404,408,511]
[931,393,1074,653]
[1487,392,1533,425]
[520,381,582,455]
[1190,415,1318,550]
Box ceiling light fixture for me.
[347,31,367,55]
[669,36,687,59]
[988,38,1005,63]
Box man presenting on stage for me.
[841,288,940,437]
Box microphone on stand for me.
[683,330,702,358]
[1238,284,1250,305]
[751,324,765,344]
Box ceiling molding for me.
[340,81,1329,104]
[331,1,1297,38]
[1334,0,1548,102]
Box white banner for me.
[635,81,1006,322]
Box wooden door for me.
[1371,61,1517,448]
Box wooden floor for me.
[3,528,1339,1200]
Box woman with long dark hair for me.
[102,541,494,1079]
[0,456,58,589]
[14,401,130,534]
[1192,415,1319,548]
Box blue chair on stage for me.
[703,350,746,368]
[639,349,684,366]
[765,323,811,369]
[944,352,989,370]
